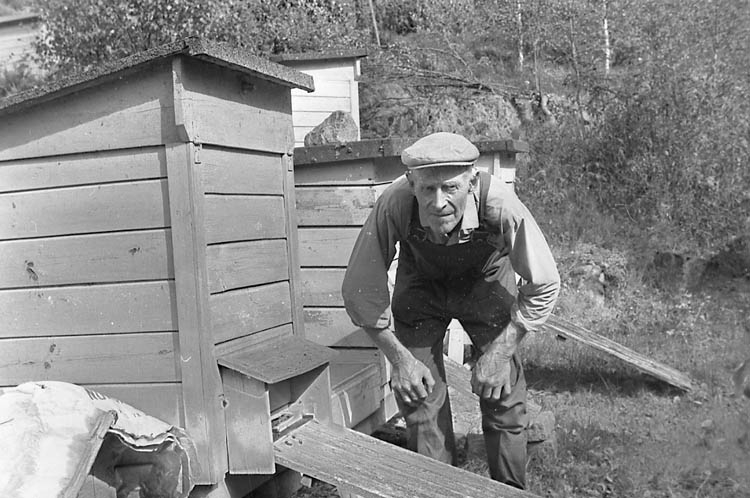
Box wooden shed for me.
[272,50,366,147]
[0,37,337,495]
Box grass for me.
[293,241,750,498]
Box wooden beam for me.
[274,419,539,497]
[543,315,695,391]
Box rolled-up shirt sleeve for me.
[342,179,409,330]
[487,180,560,332]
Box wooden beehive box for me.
[0,38,339,492]
[293,137,529,433]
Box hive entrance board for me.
[274,418,540,498]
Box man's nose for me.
[432,189,448,209]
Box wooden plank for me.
[203,195,286,244]
[0,332,179,386]
[303,308,374,348]
[217,335,335,384]
[179,58,294,153]
[291,63,356,82]
[213,323,294,359]
[291,95,352,113]
[543,315,695,391]
[165,142,225,483]
[274,420,538,498]
[0,62,177,161]
[0,229,172,289]
[300,268,345,306]
[290,79,351,98]
[0,281,176,338]
[221,369,275,474]
[330,362,382,428]
[282,154,306,338]
[199,147,284,195]
[0,146,166,194]
[297,227,359,267]
[85,383,183,427]
[293,157,404,186]
[0,179,170,240]
[295,185,385,226]
[206,239,289,294]
[330,348,386,385]
[210,281,294,344]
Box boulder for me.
[303,110,359,147]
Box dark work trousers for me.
[391,183,529,489]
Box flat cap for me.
[401,132,480,170]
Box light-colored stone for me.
[303,111,359,147]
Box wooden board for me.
[297,227,359,267]
[213,323,294,359]
[0,281,176,338]
[0,146,166,194]
[0,332,179,386]
[206,239,289,294]
[0,62,177,161]
[203,195,286,244]
[303,308,374,348]
[165,142,225,483]
[0,179,170,240]
[217,335,335,384]
[291,95,352,113]
[543,315,695,391]
[178,58,294,153]
[293,158,404,186]
[274,419,537,498]
[295,185,385,226]
[0,229,172,289]
[199,147,284,195]
[221,369,275,474]
[300,268,345,306]
[330,362,383,429]
[209,281,294,345]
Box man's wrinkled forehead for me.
[407,165,475,185]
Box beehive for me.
[0,38,339,492]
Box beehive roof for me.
[0,37,315,116]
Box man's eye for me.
[444,186,458,194]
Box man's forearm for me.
[484,320,527,359]
[363,326,414,366]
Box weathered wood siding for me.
[199,146,297,347]
[0,146,183,426]
[294,155,399,429]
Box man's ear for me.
[406,170,415,189]
[468,167,479,191]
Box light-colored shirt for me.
[342,174,560,333]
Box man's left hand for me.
[470,349,512,401]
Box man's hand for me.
[391,356,435,407]
[471,349,512,401]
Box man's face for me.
[408,166,476,238]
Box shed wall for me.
[0,145,183,426]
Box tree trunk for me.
[602,0,611,76]
[516,0,524,71]
[368,0,381,47]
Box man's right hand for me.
[390,356,435,407]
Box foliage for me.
[0,61,43,98]
[32,0,364,77]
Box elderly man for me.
[342,132,560,489]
